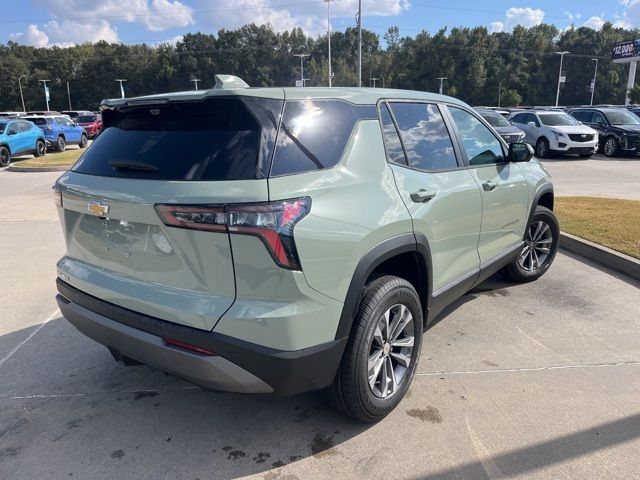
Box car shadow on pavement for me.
[413,412,640,480]
[0,317,371,479]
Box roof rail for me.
[213,75,250,89]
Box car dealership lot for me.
[0,170,639,479]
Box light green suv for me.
[54,75,558,422]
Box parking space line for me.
[0,386,201,400]
[416,360,640,377]
[0,308,60,369]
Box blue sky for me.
[2,0,638,47]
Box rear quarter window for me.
[269,100,376,176]
[72,97,282,181]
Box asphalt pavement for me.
[0,168,638,480]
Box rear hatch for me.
[55,95,283,330]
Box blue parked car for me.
[24,115,88,152]
[0,119,47,167]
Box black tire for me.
[0,146,10,167]
[536,137,550,159]
[602,136,618,157]
[57,136,66,152]
[79,133,88,148]
[501,206,559,283]
[326,275,423,422]
[34,139,46,157]
[579,154,593,158]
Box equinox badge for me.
[87,201,109,217]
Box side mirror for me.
[509,142,534,163]
[7,129,17,135]
[527,121,537,128]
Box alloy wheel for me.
[536,139,548,158]
[368,304,415,398]
[518,220,553,272]
[37,141,45,156]
[604,138,617,156]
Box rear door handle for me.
[482,181,498,192]
[410,189,436,203]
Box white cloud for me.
[582,15,606,30]
[614,0,640,28]
[10,19,118,47]
[490,21,504,33]
[563,11,582,22]
[9,24,50,47]
[194,0,409,35]
[33,0,194,31]
[490,6,545,32]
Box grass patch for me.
[12,147,84,168]
[555,196,640,259]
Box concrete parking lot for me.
[542,153,640,200]
[0,168,639,480]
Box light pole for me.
[115,79,127,99]
[293,54,308,86]
[357,0,362,87]
[323,0,334,87]
[39,79,50,111]
[66,81,72,110]
[555,51,569,107]
[370,77,379,87]
[437,77,447,94]
[590,58,598,106]
[191,78,201,90]
[18,75,26,112]
[498,81,502,107]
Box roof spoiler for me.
[213,74,250,89]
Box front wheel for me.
[34,139,46,157]
[536,137,550,159]
[0,146,10,167]
[326,275,423,422]
[603,137,618,157]
[501,206,559,283]
[79,134,88,148]
[57,136,66,152]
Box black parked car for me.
[475,108,525,143]
[568,107,640,157]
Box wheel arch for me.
[527,184,554,226]
[0,142,10,153]
[334,233,432,340]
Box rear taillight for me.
[155,197,311,270]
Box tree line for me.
[1,21,639,111]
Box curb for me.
[560,232,640,282]
[7,165,70,172]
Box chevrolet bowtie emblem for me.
[88,201,109,216]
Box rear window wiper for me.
[108,160,159,172]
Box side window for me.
[270,100,376,176]
[389,102,458,171]
[449,107,506,166]
[19,121,32,132]
[592,112,606,124]
[510,114,524,124]
[6,122,18,134]
[572,111,592,123]
[523,113,537,126]
[378,103,406,165]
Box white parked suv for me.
[508,110,598,158]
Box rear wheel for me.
[536,137,550,158]
[79,133,88,148]
[57,136,66,152]
[34,139,46,157]
[502,206,559,283]
[326,275,423,422]
[603,137,618,157]
[0,146,10,167]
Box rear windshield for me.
[538,113,579,126]
[25,118,47,126]
[77,115,97,123]
[481,112,510,127]
[72,97,282,180]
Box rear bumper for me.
[56,279,346,396]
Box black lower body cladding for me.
[56,279,347,396]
